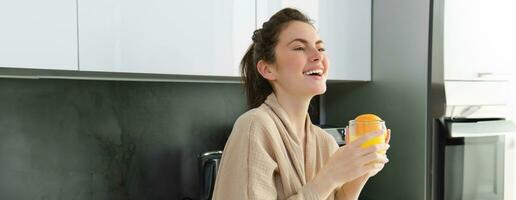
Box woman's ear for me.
[257,60,277,81]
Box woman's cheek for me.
[323,56,330,70]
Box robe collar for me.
[263,93,318,183]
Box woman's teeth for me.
[303,69,323,76]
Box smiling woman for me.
[239,8,327,109]
[212,8,390,200]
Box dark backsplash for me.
[0,78,247,200]
[0,78,323,199]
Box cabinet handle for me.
[477,72,494,77]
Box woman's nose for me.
[309,48,322,62]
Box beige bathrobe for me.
[212,94,338,200]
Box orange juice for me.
[349,114,387,153]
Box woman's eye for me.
[318,48,326,52]
[294,47,305,51]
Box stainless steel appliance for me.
[199,151,222,200]
[440,95,515,200]
[429,0,516,199]
[429,71,516,200]
[322,126,346,146]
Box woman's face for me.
[267,21,329,98]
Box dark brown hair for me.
[241,8,312,109]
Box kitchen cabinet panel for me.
[0,0,78,70]
[444,0,516,81]
[257,0,371,81]
[319,0,371,81]
[78,0,254,76]
[256,0,319,29]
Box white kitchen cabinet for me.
[78,0,254,77]
[319,0,371,81]
[0,0,78,70]
[444,0,516,81]
[256,0,319,28]
[256,0,371,81]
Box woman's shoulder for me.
[227,105,278,146]
[234,105,274,130]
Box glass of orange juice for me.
[348,114,387,153]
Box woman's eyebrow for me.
[288,38,324,45]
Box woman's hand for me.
[345,128,391,177]
[385,128,391,144]
[333,128,392,200]
[310,129,391,199]
[322,130,390,185]
[345,127,391,145]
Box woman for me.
[213,8,390,200]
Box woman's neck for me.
[274,91,312,136]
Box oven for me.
[429,80,516,200]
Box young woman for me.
[213,8,391,200]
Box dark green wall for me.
[324,0,430,199]
[0,78,246,200]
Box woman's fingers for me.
[386,129,391,144]
[356,160,386,177]
[359,143,390,156]
[365,162,385,177]
[348,130,384,148]
[358,152,389,165]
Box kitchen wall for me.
[0,78,247,200]
[324,0,430,199]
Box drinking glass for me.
[348,120,387,153]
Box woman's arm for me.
[335,175,369,200]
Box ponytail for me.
[241,43,273,109]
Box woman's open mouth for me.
[303,69,324,79]
[303,69,323,76]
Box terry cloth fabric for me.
[212,93,339,200]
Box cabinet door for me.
[256,0,371,81]
[319,0,371,81]
[444,0,516,81]
[0,0,78,70]
[78,0,254,77]
[256,0,319,28]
